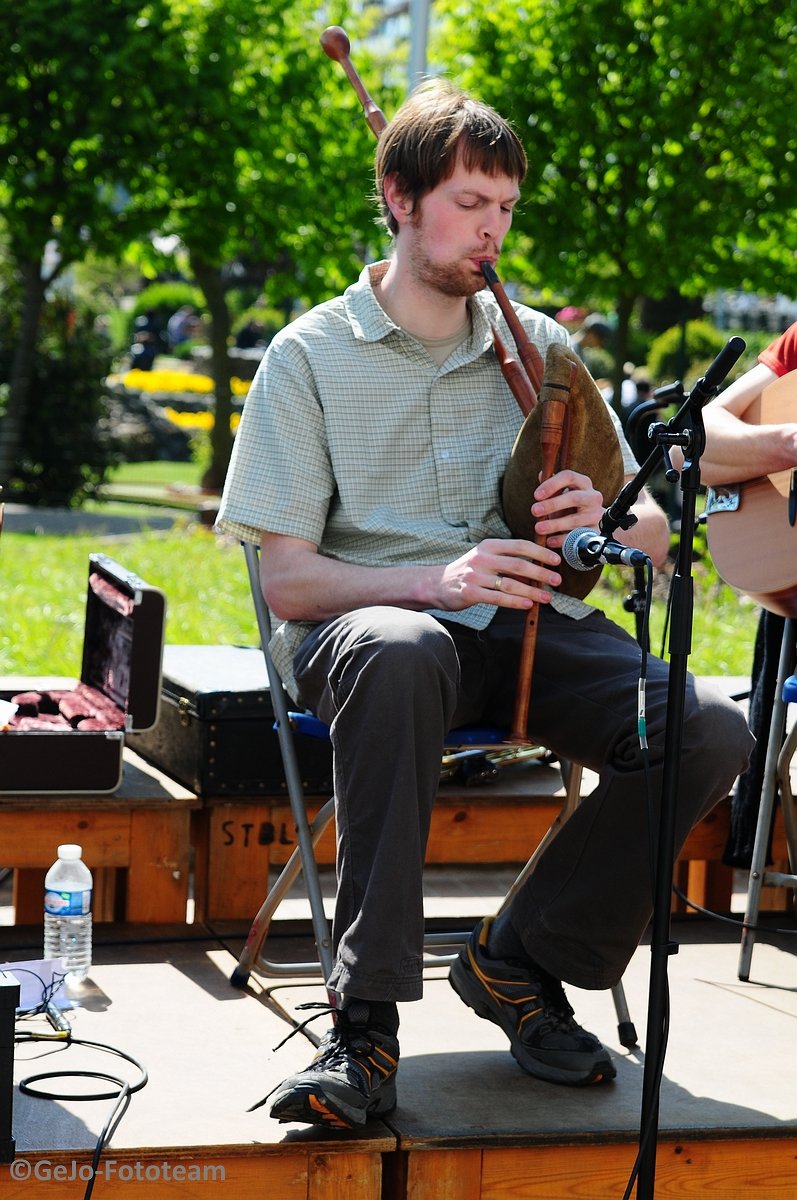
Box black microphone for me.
[688,336,746,408]
[562,527,650,571]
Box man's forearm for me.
[700,407,797,485]
[263,547,437,622]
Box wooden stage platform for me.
[3,899,796,1199]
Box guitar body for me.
[705,371,797,617]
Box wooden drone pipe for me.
[320,26,388,138]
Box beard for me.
[408,245,488,298]
[406,214,493,299]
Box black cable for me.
[670,884,797,936]
[15,1030,148,1200]
[621,981,670,1200]
[622,560,673,1199]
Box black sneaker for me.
[265,1002,399,1129]
[449,917,616,1086]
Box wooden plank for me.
[425,802,560,865]
[690,860,734,913]
[11,867,46,925]
[678,806,729,858]
[203,802,273,921]
[12,865,118,924]
[475,1138,797,1199]
[0,1153,309,1199]
[309,1150,382,1200]
[238,790,789,914]
[405,1148,482,1200]
[0,809,130,867]
[0,1147,388,1200]
[266,794,740,871]
[757,858,793,911]
[254,799,331,868]
[126,809,191,923]
[190,808,210,924]
[267,800,562,869]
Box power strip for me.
[0,970,20,1163]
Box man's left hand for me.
[530,469,605,548]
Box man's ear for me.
[382,174,414,226]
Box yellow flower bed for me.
[109,368,251,397]
[164,407,241,433]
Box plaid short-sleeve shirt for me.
[216,261,634,696]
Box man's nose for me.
[479,206,506,243]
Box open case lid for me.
[81,553,166,732]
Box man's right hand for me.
[436,537,561,612]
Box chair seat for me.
[288,709,508,748]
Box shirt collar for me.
[345,259,502,357]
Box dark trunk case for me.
[126,644,333,798]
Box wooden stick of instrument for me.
[320,26,388,138]
[491,325,536,417]
[507,362,577,744]
[480,262,544,398]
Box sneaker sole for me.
[449,957,616,1087]
[270,1079,397,1129]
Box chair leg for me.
[739,619,796,981]
[776,722,797,882]
[611,982,638,1048]
[231,798,336,986]
[499,761,638,1048]
[498,761,583,914]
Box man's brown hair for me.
[375,80,527,235]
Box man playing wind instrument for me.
[217,81,752,1129]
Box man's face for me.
[401,158,521,299]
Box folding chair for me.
[738,617,797,980]
[231,540,637,1048]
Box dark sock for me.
[486,911,528,962]
[340,996,400,1037]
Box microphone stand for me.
[599,337,746,1199]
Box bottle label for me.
[44,888,92,917]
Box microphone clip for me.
[562,527,650,572]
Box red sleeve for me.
[759,322,797,376]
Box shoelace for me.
[247,1001,383,1112]
[247,1003,337,1112]
[502,955,578,1032]
[540,975,576,1020]
[271,1001,338,1053]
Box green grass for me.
[594,560,760,678]
[0,519,760,680]
[106,460,205,487]
[0,525,258,675]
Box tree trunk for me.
[610,292,637,417]
[192,258,234,493]
[0,261,47,485]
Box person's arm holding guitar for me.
[688,322,797,612]
[670,321,797,486]
[699,361,797,486]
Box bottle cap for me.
[57,844,83,860]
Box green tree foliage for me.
[431,0,797,399]
[8,303,117,507]
[0,0,193,486]
[646,320,728,388]
[149,1,398,487]
[0,1,399,497]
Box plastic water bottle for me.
[43,844,93,984]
